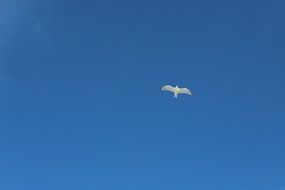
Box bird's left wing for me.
[179,88,193,95]
[160,85,175,93]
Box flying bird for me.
[160,85,193,98]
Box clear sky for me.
[1,0,285,189]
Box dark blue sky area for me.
[1,0,285,189]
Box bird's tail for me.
[174,93,178,98]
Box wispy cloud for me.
[0,1,56,88]
[0,0,54,51]
[0,1,19,46]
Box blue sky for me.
[0,0,285,189]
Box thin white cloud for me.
[0,0,54,51]
[0,1,19,46]
[0,1,56,88]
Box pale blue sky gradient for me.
[1,0,285,189]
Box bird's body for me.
[160,85,193,98]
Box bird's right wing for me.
[160,85,175,93]
[179,87,193,95]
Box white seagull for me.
[160,85,193,98]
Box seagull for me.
[160,85,193,98]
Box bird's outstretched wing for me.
[160,85,175,93]
[179,87,193,95]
